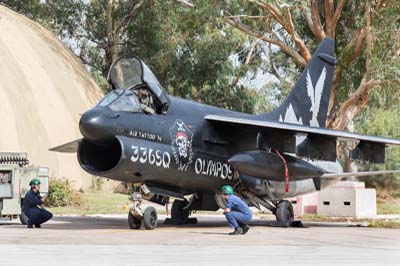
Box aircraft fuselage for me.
[78,96,339,199]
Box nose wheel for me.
[143,206,158,229]
[128,184,158,230]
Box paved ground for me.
[0,214,399,266]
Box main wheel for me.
[171,200,190,221]
[275,200,294,222]
[128,212,142,229]
[143,207,157,230]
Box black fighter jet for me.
[51,38,400,229]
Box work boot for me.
[229,227,243,235]
[34,224,41,228]
[241,225,250,234]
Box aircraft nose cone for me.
[79,108,115,142]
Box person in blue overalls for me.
[222,185,252,235]
[22,179,53,228]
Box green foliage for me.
[48,191,129,215]
[4,0,400,194]
[221,0,400,114]
[8,0,259,113]
[131,0,258,112]
[334,0,400,109]
[47,178,83,207]
[221,0,400,193]
[377,199,400,214]
[0,0,42,18]
[367,220,400,229]
[355,108,400,196]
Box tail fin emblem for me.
[306,67,327,127]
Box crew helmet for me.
[29,178,41,186]
[221,185,233,195]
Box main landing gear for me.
[239,191,295,223]
[128,184,158,230]
[240,191,295,225]
[275,200,294,222]
[271,200,303,227]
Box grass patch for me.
[301,214,400,229]
[48,191,129,215]
[377,199,400,214]
[300,214,350,222]
[367,220,400,229]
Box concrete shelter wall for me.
[0,5,103,188]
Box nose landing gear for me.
[128,183,158,230]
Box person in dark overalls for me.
[222,185,252,235]
[22,179,53,228]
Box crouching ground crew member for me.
[222,185,252,235]
[22,179,53,228]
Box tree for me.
[224,0,400,130]
[223,0,400,180]
[357,108,400,197]
[62,0,259,112]
[0,0,43,18]
[2,0,259,113]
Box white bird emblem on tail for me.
[306,67,327,127]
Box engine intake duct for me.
[228,150,324,181]
[78,138,122,174]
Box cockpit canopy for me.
[100,56,169,114]
[98,89,142,113]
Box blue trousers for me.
[224,211,252,228]
[27,208,53,226]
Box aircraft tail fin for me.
[262,38,336,128]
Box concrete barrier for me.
[290,192,319,216]
[317,181,377,219]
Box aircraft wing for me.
[205,115,400,163]
[49,138,81,153]
[321,170,400,179]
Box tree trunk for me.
[106,0,118,74]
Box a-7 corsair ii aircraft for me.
[52,38,400,229]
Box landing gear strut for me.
[128,184,158,230]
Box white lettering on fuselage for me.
[194,158,233,180]
[131,146,171,168]
[129,130,162,142]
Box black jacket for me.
[22,189,43,214]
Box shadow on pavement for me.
[1,215,355,230]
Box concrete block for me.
[330,181,365,189]
[290,192,318,216]
[317,181,376,219]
